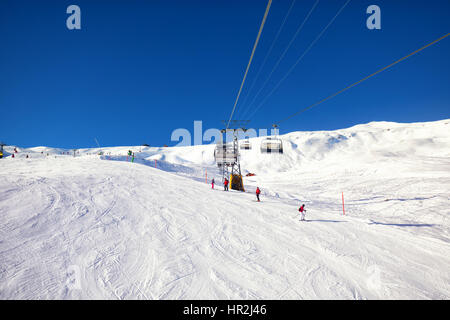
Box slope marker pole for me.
[342,192,345,216]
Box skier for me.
[211,178,215,189]
[299,204,307,221]
[12,154,15,158]
[224,178,229,191]
[256,187,261,202]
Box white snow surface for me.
[1,119,449,299]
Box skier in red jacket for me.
[223,178,229,191]
[299,204,306,221]
[256,187,261,202]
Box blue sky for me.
[1,0,449,148]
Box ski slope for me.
[0,120,449,299]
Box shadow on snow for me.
[305,220,346,223]
[369,220,435,227]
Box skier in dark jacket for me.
[211,178,215,189]
[299,204,306,221]
[256,187,261,202]
[224,178,229,191]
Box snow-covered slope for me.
[1,120,449,299]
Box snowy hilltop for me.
[0,119,449,299]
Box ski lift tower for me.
[214,120,249,191]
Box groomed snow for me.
[0,120,449,299]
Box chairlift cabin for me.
[240,140,252,150]
[260,137,283,154]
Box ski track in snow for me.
[1,120,450,299]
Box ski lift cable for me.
[274,32,450,126]
[240,0,320,121]
[246,0,351,122]
[226,0,273,130]
[94,138,101,148]
[238,0,297,118]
